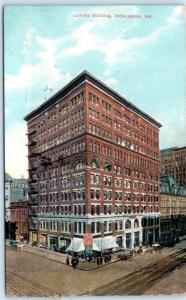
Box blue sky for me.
[4,5,186,178]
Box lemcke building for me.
[24,71,161,254]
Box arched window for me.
[91,159,100,169]
[125,220,131,229]
[74,161,84,171]
[134,219,139,228]
[104,162,112,172]
[155,175,159,181]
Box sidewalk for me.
[6,241,168,271]
[12,244,121,271]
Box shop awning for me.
[66,238,84,252]
[92,242,100,251]
[66,238,101,252]
[94,236,119,251]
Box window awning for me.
[94,236,119,251]
[66,238,84,252]
[66,238,100,252]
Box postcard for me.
[4,5,186,297]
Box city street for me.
[6,241,186,296]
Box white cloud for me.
[57,22,101,59]
[5,5,184,94]
[5,34,71,93]
[167,6,183,26]
[59,6,184,67]
[57,11,168,67]
[21,24,36,56]
[104,77,118,87]
[5,122,28,178]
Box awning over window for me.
[66,238,100,252]
[66,238,84,252]
[94,236,119,251]
[92,242,100,251]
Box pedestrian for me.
[100,256,103,265]
[72,257,76,269]
[66,255,69,265]
[97,257,100,266]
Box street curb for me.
[6,245,122,271]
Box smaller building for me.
[5,173,12,222]
[9,201,29,242]
[5,174,28,239]
[160,175,186,239]
[161,146,186,187]
[11,178,28,202]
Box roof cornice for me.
[24,70,162,128]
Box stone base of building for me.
[28,228,160,253]
[28,215,160,252]
[160,215,186,240]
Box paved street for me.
[6,241,186,296]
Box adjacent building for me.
[161,147,186,187]
[5,173,12,222]
[160,175,186,239]
[10,178,28,202]
[5,175,28,240]
[24,70,161,252]
[9,200,29,241]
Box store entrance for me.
[49,236,58,250]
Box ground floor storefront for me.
[28,214,160,253]
[160,215,186,240]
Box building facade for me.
[10,178,28,202]
[160,175,186,239]
[24,71,161,252]
[5,173,12,222]
[5,175,28,239]
[161,147,186,187]
[9,200,29,241]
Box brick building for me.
[9,200,29,241]
[24,71,161,252]
[161,146,186,187]
[5,174,28,239]
[160,175,186,239]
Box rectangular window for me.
[97,222,101,233]
[96,190,100,199]
[91,222,95,233]
[104,221,107,232]
[90,190,94,199]
[96,206,100,215]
